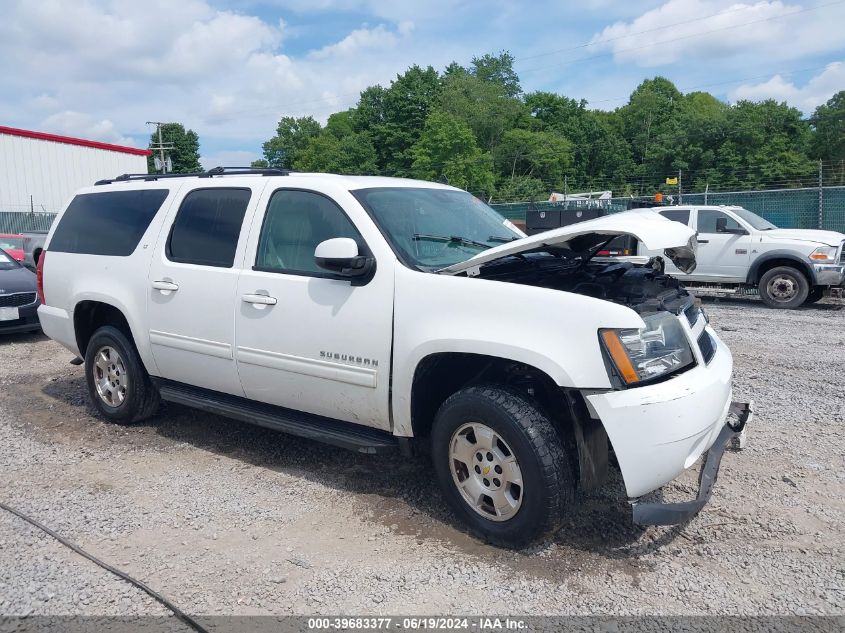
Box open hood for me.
[438,209,698,275]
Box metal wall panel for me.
[0,134,147,213]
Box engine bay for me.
[472,251,693,315]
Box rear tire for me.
[758,266,809,309]
[804,287,825,304]
[84,326,159,424]
[431,385,574,547]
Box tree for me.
[494,176,547,203]
[437,73,530,153]
[493,128,571,187]
[810,91,845,168]
[293,132,378,175]
[146,123,201,173]
[354,65,442,175]
[411,112,495,193]
[261,116,321,169]
[619,77,684,178]
[250,159,269,168]
[470,51,521,98]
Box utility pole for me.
[146,121,174,174]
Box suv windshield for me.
[731,207,778,230]
[353,187,523,269]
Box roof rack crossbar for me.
[94,166,290,186]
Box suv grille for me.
[697,331,716,364]
[0,292,36,307]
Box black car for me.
[0,247,41,334]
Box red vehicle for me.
[0,234,25,262]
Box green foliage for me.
[494,176,548,203]
[470,51,521,98]
[253,52,834,198]
[354,65,442,176]
[261,116,321,169]
[437,73,530,152]
[147,123,201,173]
[811,90,845,165]
[250,159,269,168]
[411,112,495,193]
[493,129,570,187]
[294,131,378,175]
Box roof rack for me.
[94,166,290,186]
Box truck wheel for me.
[431,385,574,547]
[84,326,159,424]
[804,287,825,304]
[758,266,809,309]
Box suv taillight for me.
[36,251,46,305]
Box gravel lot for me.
[1,297,843,617]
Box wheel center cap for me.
[482,465,491,476]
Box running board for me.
[155,379,398,454]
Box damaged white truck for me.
[37,168,752,546]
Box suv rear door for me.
[147,184,266,396]
[232,186,394,430]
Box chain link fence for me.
[1,186,844,235]
[490,186,845,233]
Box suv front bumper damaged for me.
[631,400,753,526]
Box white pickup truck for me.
[37,168,750,545]
[640,205,845,308]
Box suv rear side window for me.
[659,209,690,225]
[167,188,251,267]
[255,190,363,275]
[50,190,168,256]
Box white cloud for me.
[730,62,845,112]
[40,111,137,146]
[309,24,399,60]
[589,0,845,67]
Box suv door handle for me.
[698,240,710,244]
[152,280,179,292]
[242,293,277,306]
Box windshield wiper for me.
[487,235,520,243]
[412,234,492,250]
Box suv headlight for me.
[809,246,838,262]
[600,312,695,386]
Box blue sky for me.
[0,0,842,167]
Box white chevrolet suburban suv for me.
[37,167,751,546]
[640,205,845,308]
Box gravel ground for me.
[0,297,843,617]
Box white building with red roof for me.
[0,126,151,213]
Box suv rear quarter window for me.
[49,190,169,256]
[167,188,252,268]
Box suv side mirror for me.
[314,238,375,281]
[716,217,748,235]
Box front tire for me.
[758,266,809,309]
[84,326,159,424]
[431,386,574,547]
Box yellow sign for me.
[665,177,678,185]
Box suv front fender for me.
[747,250,815,285]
